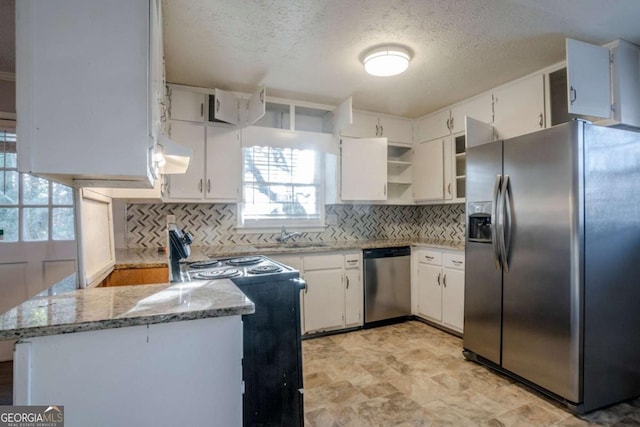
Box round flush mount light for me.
[363,46,411,77]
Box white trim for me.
[0,113,17,122]
[0,72,15,82]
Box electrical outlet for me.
[326,214,338,225]
[167,215,176,227]
[458,214,466,224]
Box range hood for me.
[156,134,192,175]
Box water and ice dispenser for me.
[467,202,492,243]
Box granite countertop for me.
[0,279,255,340]
[120,239,464,265]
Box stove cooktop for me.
[186,255,297,283]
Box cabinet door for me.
[493,74,545,139]
[413,139,444,201]
[167,122,205,199]
[340,111,379,138]
[450,93,493,132]
[442,268,465,332]
[303,269,344,334]
[247,87,266,125]
[344,268,363,327]
[212,89,240,125]
[205,127,241,201]
[332,97,353,134]
[169,88,206,122]
[417,263,442,322]
[443,137,454,200]
[379,116,413,145]
[340,137,387,201]
[566,38,611,119]
[416,110,450,143]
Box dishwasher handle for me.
[363,246,411,259]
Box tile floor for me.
[302,321,640,426]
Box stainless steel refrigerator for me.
[464,120,640,413]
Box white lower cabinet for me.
[269,251,363,335]
[413,248,465,333]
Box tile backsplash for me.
[123,203,465,248]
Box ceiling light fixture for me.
[363,46,411,77]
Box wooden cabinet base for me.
[99,267,169,287]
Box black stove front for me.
[184,254,305,427]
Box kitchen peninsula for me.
[0,279,254,427]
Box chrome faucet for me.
[277,226,301,243]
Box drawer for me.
[344,253,361,269]
[417,250,442,266]
[304,254,343,271]
[443,253,465,270]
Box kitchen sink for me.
[256,242,329,249]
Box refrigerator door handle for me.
[491,174,503,270]
[499,175,511,272]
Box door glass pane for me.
[23,175,50,205]
[0,153,17,169]
[52,208,75,240]
[0,208,18,242]
[23,207,49,241]
[52,183,73,205]
[0,171,19,204]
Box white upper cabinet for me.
[211,88,240,125]
[340,137,388,201]
[341,111,412,145]
[169,88,206,122]
[416,110,451,143]
[565,38,640,128]
[492,74,545,139]
[413,138,445,201]
[205,127,241,201]
[566,38,612,119]
[247,87,267,126]
[166,122,206,200]
[332,97,354,134]
[450,93,494,133]
[16,0,162,187]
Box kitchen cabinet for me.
[169,87,206,122]
[302,254,345,334]
[493,74,545,139]
[450,93,494,132]
[416,110,451,143]
[343,253,363,327]
[413,248,465,334]
[165,122,241,202]
[269,251,363,335]
[413,138,453,202]
[167,84,266,127]
[14,316,243,426]
[341,111,413,144]
[386,144,413,205]
[340,137,388,201]
[16,0,164,188]
[566,38,640,128]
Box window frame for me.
[238,144,326,231]
[0,131,75,243]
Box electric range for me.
[182,254,305,426]
[185,255,299,284]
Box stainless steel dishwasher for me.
[363,246,411,327]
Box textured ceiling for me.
[163,0,640,118]
[2,1,640,118]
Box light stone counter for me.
[0,279,254,340]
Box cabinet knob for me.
[446,118,450,130]
[380,124,383,136]
[207,179,211,193]
[443,274,447,287]
[346,276,350,289]
[539,113,543,128]
[200,103,204,118]
[437,272,441,286]
[450,117,454,131]
[198,178,203,193]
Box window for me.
[240,145,324,228]
[0,131,75,242]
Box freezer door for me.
[464,140,503,365]
[501,122,583,403]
